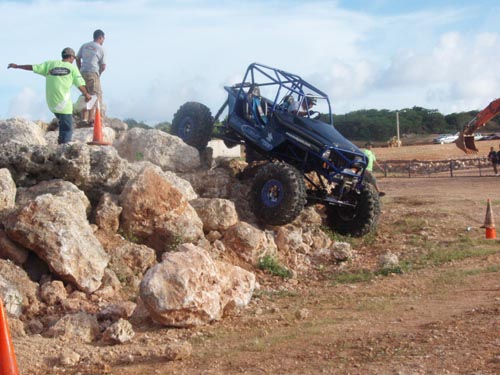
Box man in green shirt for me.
[363,142,385,197]
[8,47,92,144]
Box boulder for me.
[140,244,221,327]
[119,166,203,254]
[0,118,47,146]
[190,198,239,232]
[0,168,16,213]
[0,260,40,317]
[102,318,135,344]
[222,222,277,265]
[16,179,91,216]
[5,194,109,293]
[0,230,29,265]
[94,193,122,232]
[140,244,256,328]
[114,128,200,172]
[46,312,100,343]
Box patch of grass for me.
[118,229,141,244]
[135,151,144,161]
[253,289,298,299]
[331,270,374,285]
[258,255,293,279]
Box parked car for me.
[479,133,500,141]
[432,133,459,144]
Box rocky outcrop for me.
[114,128,201,172]
[0,142,130,201]
[0,118,47,146]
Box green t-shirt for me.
[32,60,85,115]
[363,149,376,171]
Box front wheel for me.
[326,183,380,237]
[251,162,306,226]
[171,102,213,150]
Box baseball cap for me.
[61,47,76,58]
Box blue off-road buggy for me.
[171,63,380,236]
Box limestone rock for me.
[190,198,239,232]
[114,127,200,172]
[94,193,122,232]
[140,244,221,327]
[140,244,256,328]
[0,168,16,212]
[222,222,277,265]
[102,318,135,344]
[119,166,204,254]
[0,118,47,146]
[0,230,29,265]
[46,312,100,343]
[5,194,109,293]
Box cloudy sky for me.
[2,0,500,125]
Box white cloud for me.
[1,0,500,123]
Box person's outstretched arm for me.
[7,63,33,71]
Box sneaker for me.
[379,192,386,197]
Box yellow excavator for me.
[456,98,500,153]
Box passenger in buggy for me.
[245,85,268,126]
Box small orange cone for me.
[88,102,111,146]
[481,198,496,239]
[0,299,19,375]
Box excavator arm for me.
[456,98,500,153]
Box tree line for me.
[124,106,500,143]
[330,106,500,142]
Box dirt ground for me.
[14,143,500,375]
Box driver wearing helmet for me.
[288,94,319,118]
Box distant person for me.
[76,29,106,126]
[363,142,385,196]
[7,47,92,144]
[487,146,498,176]
[288,94,319,118]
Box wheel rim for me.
[179,117,194,140]
[261,179,284,207]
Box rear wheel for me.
[171,102,213,150]
[326,183,380,237]
[251,162,306,225]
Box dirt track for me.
[14,141,500,375]
[106,176,500,375]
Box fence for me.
[379,157,496,178]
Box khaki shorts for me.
[82,71,102,102]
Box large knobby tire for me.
[251,162,306,226]
[326,183,380,237]
[171,102,214,151]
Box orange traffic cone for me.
[481,198,496,239]
[88,102,111,146]
[0,299,19,375]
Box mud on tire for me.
[171,102,214,150]
[251,162,306,226]
[326,183,380,237]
